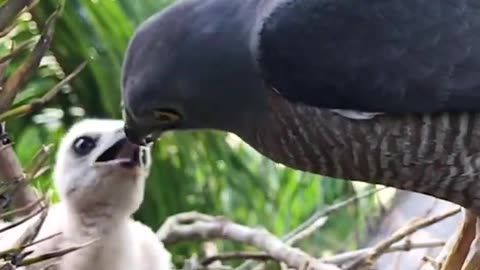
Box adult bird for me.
[122,0,480,212]
[121,0,480,266]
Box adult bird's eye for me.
[153,109,182,124]
[72,136,96,156]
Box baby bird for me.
[0,119,171,270]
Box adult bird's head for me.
[121,0,269,145]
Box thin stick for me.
[321,240,445,265]
[0,205,46,234]
[0,59,89,122]
[345,207,461,269]
[201,252,274,266]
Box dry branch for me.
[0,6,60,113]
[157,211,341,270]
[200,252,274,266]
[236,187,386,270]
[0,205,46,234]
[0,1,91,269]
[436,209,477,270]
[0,41,34,65]
[322,240,445,265]
[345,207,461,270]
[25,145,53,182]
[0,59,89,122]
[0,0,35,32]
[0,129,41,213]
[16,239,98,267]
[283,187,386,245]
[0,196,43,220]
[460,216,480,270]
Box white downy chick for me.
[0,119,171,270]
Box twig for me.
[0,59,89,122]
[13,202,49,247]
[283,187,386,244]
[0,0,35,32]
[439,209,477,270]
[23,233,61,250]
[0,0,40,38]
[460,215,480,270]
[0,205,46,234]
[345,207,461,270]
[0,195,44,220]
[16,239,98,267]
[157,212,341,270]
[422,256,441,270]
[321,240,445,265]
[0,130,40,214]
[236,187,385,270]
[0,4,60,113]
[0,40,34,65]
[0,232,60,262]
[200,252,273,266]
[25,145,53,181]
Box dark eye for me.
[72,136,96,156]
[153,108,182,124]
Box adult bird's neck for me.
[242,92,480,214]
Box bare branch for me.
[0,130,40,213]
[345,207,461,270]
[25,145,53,182]
[0,0,35,32]
[322,240,445,265]
[0,204,46,234]
[459,216,480,270]
[283,187,386,245]
[0,59,89,122]
[200,252,273,266]
[17,239,98,267]
[0,195,44,221]
[0,40,34,65]
[236,187,386,270]
[0,5,60,113]
[13,202,49,247]
[157,212,341,270]
[436,209,477,270]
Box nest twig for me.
[0,0,88,269]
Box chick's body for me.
[0,119,171,270]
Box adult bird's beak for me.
[124,124,147,146]
[123,112,151,146]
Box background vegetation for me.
[1,0,388,266]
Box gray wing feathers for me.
[257,0,480,113]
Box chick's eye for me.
[72,136,96,156]
[153,109,182,124]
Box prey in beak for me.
[95,138,148,168]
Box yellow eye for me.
[153,109,182,124]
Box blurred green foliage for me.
[1,0,386,265]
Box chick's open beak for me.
[96,138,146,168]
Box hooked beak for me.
[124,124,150,146]
[123,109,154,146]
[123,109,166,146]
